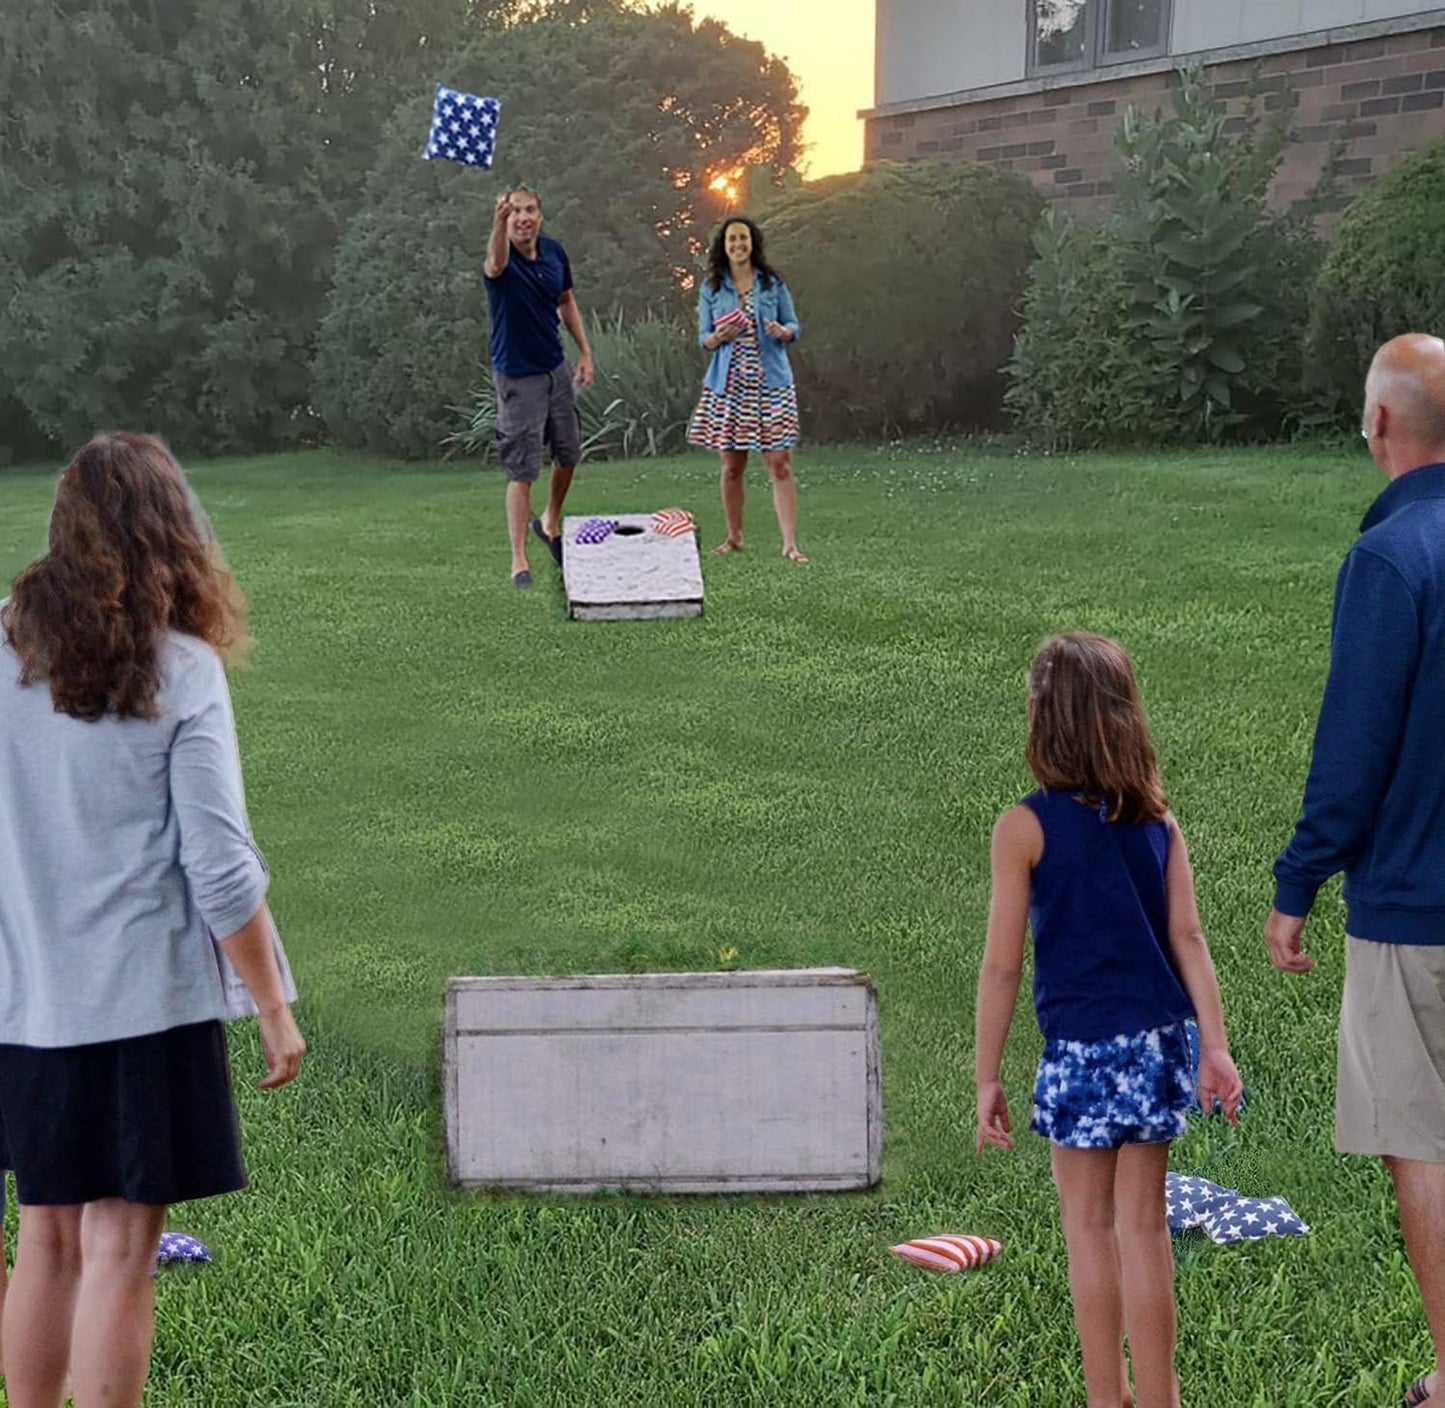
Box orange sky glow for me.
[679,0,877,179]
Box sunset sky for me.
[682,0,877,179]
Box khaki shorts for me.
[1336,936,1445,1162]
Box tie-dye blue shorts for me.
[1031,1019,1196,1149]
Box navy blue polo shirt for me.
[484,234,572,378]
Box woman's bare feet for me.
[783,545,809,563]
[711,538,744,555]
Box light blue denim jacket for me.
[697,272,800,394]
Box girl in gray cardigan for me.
[0,432,304,1408]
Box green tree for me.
[315,0,804,458]
[0,0,476,460]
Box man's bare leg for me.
[539,464,576,543]
[1386,1156,1445,1402]
[505,480,533,579]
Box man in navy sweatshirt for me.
[1267,333,1445,1408]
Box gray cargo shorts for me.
[494,365,582,483]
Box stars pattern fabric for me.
[1165,1174,1309,1244]
[1030,1021,1195,1148]
[422,85,501,169]
[574,518,620,545]
[155,1231,211,1265]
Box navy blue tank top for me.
[1022,789,1194,1042]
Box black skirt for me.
[0,1019,247,1206]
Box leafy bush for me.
[1005,212,1168,446]
[1007,69,1323,447]
[754,160,1044,440]
[1306,140,1445,422]
[315,3,802,459]
[446,311,700,462]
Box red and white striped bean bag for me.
[888,1235,1003,1273]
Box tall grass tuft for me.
[445,310,701,463]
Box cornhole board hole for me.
[562,513,704,621]
[444,968,881,1193]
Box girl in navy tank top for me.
[974,633,1243,1408]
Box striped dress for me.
[687,288,800,452]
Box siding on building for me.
[876,0,1023,107]
[1177,0,1442,57]
[865,8,1445,216]
[875,0,1444,105]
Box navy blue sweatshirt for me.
[1274,462,1445,945]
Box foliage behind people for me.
[315,3,804,459]
[1007,69,1324,448]
[757,161,1043,441]
[1306,140,1445,428]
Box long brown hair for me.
[1025,632,1167,824]
[2,432,249,721]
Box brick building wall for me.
[864,26,1445,218]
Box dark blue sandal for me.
[530,517,563,565]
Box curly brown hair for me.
[1025,632,1168,825]
[1,432,249,721]
[705,215,781,293]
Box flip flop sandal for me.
[1405,1376,1433,1406]
[530,517,563,565]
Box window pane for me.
[1034,0,1088,67]
[1104,0,1165,55]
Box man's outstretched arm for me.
[484,192,512,279]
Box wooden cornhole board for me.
[444,968,881,1193]
[562,513,704,620]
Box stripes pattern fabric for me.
[889,1234,1003,1273]
[687,289,799,453]
[651,509,696,537]
[712,308,749,336]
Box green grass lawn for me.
[0,442,1427,1406]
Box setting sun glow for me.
[680,0,875,180]
[707,171,742,203]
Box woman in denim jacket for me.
[686,216,808,562]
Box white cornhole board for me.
[444,968,881,1193]
[562,513,704,621]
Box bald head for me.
[1363,334,1445,474]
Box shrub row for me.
[1005,71,1445,447]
